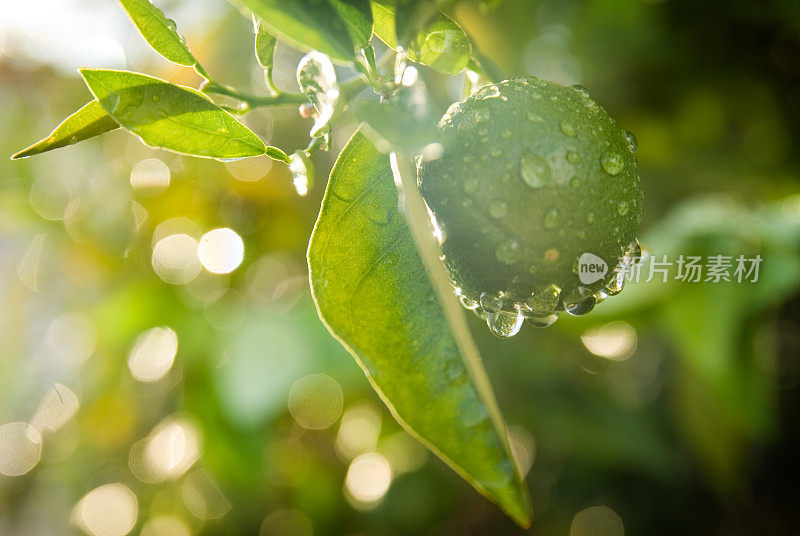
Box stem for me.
[389,152,520,473]
[201,81,307,108]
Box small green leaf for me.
[371,0,472,74]
[80,69,266,159]
[308,131,532,527]
[117,0,198,68]
[254,18,277,69]
[11,100,119,159]
[330,0,374,49]
[235,0,361,62]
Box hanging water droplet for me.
[296,51,339,137]
[524,284,561,316]
[624,131,637,153]
[520,153,551,189]
[486,311,524,338]
[617,201,629,216]
[489,201,508,219]
[459,295,479,310]
[565,296,596,316]
[479,292,503,313]
[526,314,558,328]
[495,237,522,265]
[543,206,559,229]
[527,112,544,123]
[601,152,624,176]
[463,177,479,193]
[604,269,625,296]
[621,238,642,266]
[566,150,580,164]
[560,120,577,137]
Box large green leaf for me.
[79,69,266,159]
[371,0,471,74]
[308,131,531,526]
[117,0,198,67]
[235,0,372,62]
[11,100,119,159]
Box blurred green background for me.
[2,0,800,534]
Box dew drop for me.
[601,152,624,176]
[587,212,595,224]
[463,177,479,193]
[490,148,503,158]
[566,150,580,164]
[624,131,638,153]
[527,112,544,123]
[495,237,522,265]
[617,201,629,216]
[501,130,513,139]
[526,314,558,328]
[479,292,504,313]
[520,153,551,189]
[560,120,577,137]
[543,206,558,229]
[459,295,479,310]
[565,296,596,316]
[604,269,625,296]
[535,284,562,313]
[489,201,508,219]
[544,248,559,262]
[486,311,524,338]
[570,176,580,188]
[621,238,642,266]
[151,95,159,103]
[462,155,474,163]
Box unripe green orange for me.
[418,77,643,336]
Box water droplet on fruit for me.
[496,237,522,265]
[520,153,551,189]
[566,150,580,163]
[486,311,524,338]
[479,291,503,313]
[526,314,558,328]
[624,131,637,153]
[560,120,577,137]
[601,152,624,175]
[543,206,558,229]
[525,284,561,316]
[565,296,596,316]
[527,112,544,123]
[621,238,642,266]
[463,177,479,193]
[489,201,508,219]
[617,201,629,216]
[459,295,479,310]
[604,269,625,295]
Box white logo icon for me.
[577,253,608,284]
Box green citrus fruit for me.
[418,77,643,334]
